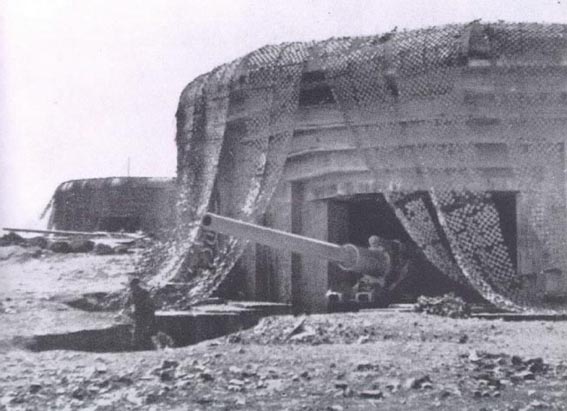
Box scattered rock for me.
[27,236,48,249]
[360,389,383,399]
[357,335,370,344]
[404,375,432,389]
[49,241,72,253]
[355,362,375,372]
[327,405,344,411]
[94,362,108,374]
[29,383,42,394]
[114,245,130,254]
[196,395,213,404]
[199,371,214,381]
[334,381,349,390]
[465,351,549,399]
[161,360,179,370]
[343,387,354,398]
[145,391,160,404]
[468,350,480,362]
[285,316,306,339]
[513,370,535,382]
[438,389,452,399]
[227,333,243,343]
[94,243,114,255]
[527,358,545,373]
[159,369,176,382]
[71,386,88,400]
[521,400,551,410]
[69,239,95,253]
[229,366,243,374]
[115,375,133,385]
[230,378,245,386]
[458,334,469,344]
[289,328,319,343]
[385,379,401,392]
[414,293,471,318]
[242,367,258,378]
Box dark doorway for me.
[491,191,518,270]
[346,194,412,247]
[328,193,479,302]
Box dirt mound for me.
[227,311,475,346]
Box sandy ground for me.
[0,246,135,340]
[0,244,566,410]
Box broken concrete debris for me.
[414,293,472,318]
[69,239,95,253]
[462,351,550,399]
[94,243,114,255]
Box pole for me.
[2,227,143,239]
[202,213,353,265]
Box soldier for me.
[352,236,388,306]
[354,235,412,307]
[126,278,157,350]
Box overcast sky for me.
[1,0,566,228]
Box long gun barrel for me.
[201,213,391,277]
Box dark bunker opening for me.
[328,192,518,303]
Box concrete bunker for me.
[39,22,567,316]
[172,22,567,314]
[46,177,176,236]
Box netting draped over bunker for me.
[149,44,306,297]
[153,22,567,312]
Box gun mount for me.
[201,213,392,278]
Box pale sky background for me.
[1,0,566,229]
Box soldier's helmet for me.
[368,235,384,249]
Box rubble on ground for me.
[94,243,114,255]
[413,293,472,318]
[460,351,550,399]
[225,311,477,345]
[69,239,95,253]
[2,346,562,410]
[49,241,72,253]
[0,231,149,259]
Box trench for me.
[20,303,290,353]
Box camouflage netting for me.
[144,22,567,312]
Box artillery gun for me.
[202,213,391,277]
[201,213,406,308]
